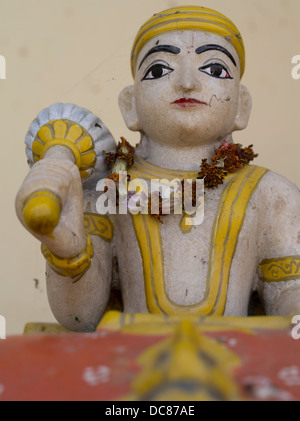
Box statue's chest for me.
[116,165,267,316]
[124,192,230,315]
[159,210,215,305]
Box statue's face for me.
[132,30,242,147]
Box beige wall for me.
[0,0,299,335]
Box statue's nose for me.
[175,63,201,93]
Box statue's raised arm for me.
[15,103,116,331]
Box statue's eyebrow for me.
[195,44,237,67]
[138,45,181,70]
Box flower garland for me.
[104,138,258,222]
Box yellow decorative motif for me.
[259,256,300,283]
[128,162,268,316]
[32,119,96,179]
[131,5,245,77]
[83,213,114,242]
[22,190,62,235]
[180,215,194,234]
[122,319,241,401]
[180,197,205,234]
[41,234,94,281]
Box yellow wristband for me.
[41,234,94,281]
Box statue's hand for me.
[15,146,86,258]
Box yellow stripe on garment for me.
[133,157,199,180]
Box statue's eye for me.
[199,63,232,79]
[142,63,174,80]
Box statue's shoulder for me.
[251,166,300,209]
[254,166,299,192]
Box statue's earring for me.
[233,84,252,131]
[118,86,141,132]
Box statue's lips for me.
[171,98,208,107]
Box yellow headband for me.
[131,5,245,78]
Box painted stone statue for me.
[15,6,300,332]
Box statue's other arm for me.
[256,171,300,316]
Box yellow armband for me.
[259,256,300,283]
[41,234,94,281]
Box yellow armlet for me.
[259,256,300,283]
[41,234,94,281]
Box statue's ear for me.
[118,85,141,131]
[233,84,252,131]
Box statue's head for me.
[119,6,252,148]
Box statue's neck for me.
[135,134,232,172]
